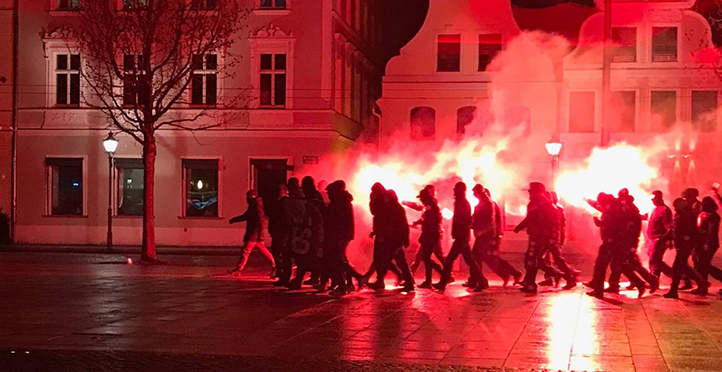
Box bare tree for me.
[76,0,246,261]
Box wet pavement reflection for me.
[2,252,722,371]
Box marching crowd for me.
[225,175,722,299]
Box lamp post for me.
[102,132,118,251]
[545,141,562,191]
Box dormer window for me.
[652,27,677,62]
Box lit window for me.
[569,92,595,133]
[190,0,217,10]
[478,34,502,71]
[57,0,81,10]
[191,54,217,105]
[116,159,144,216]
[651,91,676,131]
[183,159,219,217]
[259,0,286,9]
[652,27,677,62]
[692,91,717,132]
[410,107,435,140]
[56,54,80,106]
[46,158,83,216]
[610,91,635,132]
[612,27,636,62]
[437,34,460,72]
[260,53,286,107]
[123,54,150,107]
[457,106,476,135]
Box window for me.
[437,34,461,72]
[569,92,595,133]
[123,0,148,9]
[478,34,502,71]
[260,53,286,107]
[183,159,219,217]
[57,0,81,10]
[116,159,144,216]
[190,0,217,10]
[410,107,435,140]
[260,0,286,9]
[457,106,476,135]
[692,91,718,132]
[612,27,636,62]
[46,158,83,216]
[611,91,635,132]
[56,54,80,106]
[191,54,217,105]
[652,27,677,62]
[651,91,677,131]
[123,54,150,107]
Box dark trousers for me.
[276,240,293,285]
[440,238,485,286]
[365,238,402,281]
[523,237,561,288]
[376,240,413,286]
[590,243,613,292]
[474,237,520,283]
[608,250,657,288]
[649,237,673,278]
[694,246,722,283]
[419,238,444,283]
[669,245,704,294]
[543,243,577,281]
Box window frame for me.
[651,26,678,63]
[436,34,461,72]
[52,52,82,107]
[181,157,223,219]
[691,90,719,133]
[250,36,295,109]
[44,156,87,217]
[118,0,149,10]
[611,27,637,63]
[410,106,436,141]
[115,158,145,217]
[257,0,289,10]
[122,54,151,108]
[478,34,502,72]
[258,53,287,108]
[55,0,81,11]
[189,53,219,107]
[650,90,679,132]
[610,90,637,133]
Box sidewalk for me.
[0,243,240,256]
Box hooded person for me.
[663,198,707,298]
[538,191,578,289]
[691,196,722,295]
[514,182,564,293]
[370,189,414,292]
[365,183,404,286]
[228,189,276,277]
[320,180,360,295]
[299,176,326,286]
[286,177,325,290]
[409,185,447,276]
[411,188,444,289]
[269,183,292,285]
[646,190,673,278]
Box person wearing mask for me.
[412,188,444,289]
[300,176,326,287]
[692,196,722,295]
[286,178,324,290]
[434,182,485,292]
[370,189,414,292]
[646,190,673,279]
[228,190,275,277]
[664,198,707,298]
[406,185,447,275]
[365,183,403,287]
[322,180,357,296]
[269,184,291,286]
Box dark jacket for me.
[698,211,720,250]
[378,201,410,248]
[288,194,324,257]
[673,205,698,250]
[451,197,472,241]
[324,190,354,245]
[516,197,558,240]
[416,203,442,245]
[647,205,672,239]
[472,198,495,239]
[267,195,290,239]
[229,200,266,243]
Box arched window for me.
[505,106,531,135]
[457,106,476,135]
[410,107,435,140]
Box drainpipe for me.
[10,0,18,242]
[600,0,612,146]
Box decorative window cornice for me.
[250,23,293,39]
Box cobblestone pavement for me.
[3,252,722,371]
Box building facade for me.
[0,0,15,243]
[379,0,722,238]
[14,0,386,246]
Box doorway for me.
[250,158,292,209]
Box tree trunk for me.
[142,135,157,261]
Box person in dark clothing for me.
[365,183,403,286]
[691,196,722,295]
[514,182,566,293]
[299,176,326,287]
[286,177,325,290]
[407,185,447,274]
[228,190,276,276]
[646,190,673,279]
[322,180,359,296]
[664,198,707,298]
[606,190,659,294]
[412,188,444,289]
[472,184,521,288]
[434,182,485,292]
[538,191,578,289]
[679,188,702,290]
[371,189,414,292]
[269,184,291,285]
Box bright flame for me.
[441,208,453,220]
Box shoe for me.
[583,281,596,288]
[330,288,347,296]
[679,280,693,291]
[461,281,472,288]
[273,280,289,287]
[563,280,577,290]
[314,283,327,293]
[346,283,356,293]
[586,290,604,299]
[520,285,537,294]
[472,284,486,292]
[649,279,660,294]
[626,283,636,290]
[418,281,433,289]
[538,278,554,287]
[604,286,620,294]
[637,285,646,299]
[663,291,679,299]
[227,267,240,275]
[478,281,490,290]
[449,275,456,283]
[398,285,415,293]
[513,273,524,286]
[367,281,385,290]
[287,282,301,290]
[553,273,564,288]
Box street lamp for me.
[545,141,562,191]
[103,132,118,251]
